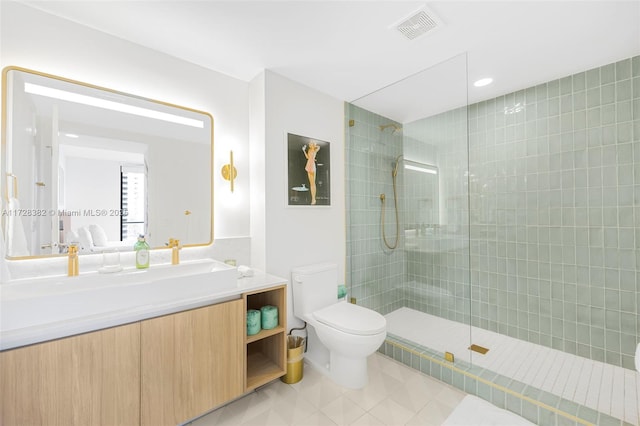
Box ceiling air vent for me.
[395,7,442,40]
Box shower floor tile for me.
[385,307,640,425]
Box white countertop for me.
[0,270,287,351]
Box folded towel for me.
[238,265,254,277]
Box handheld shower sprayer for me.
[392,157,401,178]
[380,155,402,250]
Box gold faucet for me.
[168,238,181,265]
[68,244,79,276]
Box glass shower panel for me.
[345,105,405,314]
[347,51,640,425]
[346,53,471,361]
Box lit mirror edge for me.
[1,65,214,260]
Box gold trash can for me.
[281,335,305,384]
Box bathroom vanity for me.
[0,66,286,425]
[0,266,287,426]
[0,67,288,425]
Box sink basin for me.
[0,259,238,338]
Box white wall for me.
[249,73,266,270]
[0,2,250,242]
[262,71,346,328]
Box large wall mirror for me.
[2,67,213,258]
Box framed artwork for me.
[287,133,330,206]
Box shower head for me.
[379,123,402,134]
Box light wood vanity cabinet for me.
[0,283,287,426]
[0,322,141,426]
[140,299,244,426]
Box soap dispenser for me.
[134,234,150,269]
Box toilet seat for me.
[313,301,386,336]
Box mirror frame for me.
[1,66,214,260]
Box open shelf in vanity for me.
[243,284,287,391]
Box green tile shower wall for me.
[403,106,471,325]
[347,55,639,371]
[465,56,639,369]
[346,104,405,314]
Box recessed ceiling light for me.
[474,78,493,87]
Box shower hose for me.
[380,166,400,250]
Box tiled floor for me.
[386,307,640,425]
[189,352,467,426]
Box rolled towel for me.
[337,284,347,299]
[260,305,278,330]
[246,310,261,335]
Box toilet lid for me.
[313,302,386,336]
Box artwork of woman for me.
[302,142,320,205]
[287,133,330,206]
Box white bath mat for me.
[443,395,536,426]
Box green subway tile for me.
[521,400,539,424]
[505,393,523,416]
[616,58,632,81]
[602,83,616,104]
[538,407,558,426]
[508,380,526,393]
[617,79,632,102]
[452,370,464,388]
[574,72,586,92]
[557,416,578,426]
[598,412,624,426]
[419,357,430,375]
[476,381,492,400]
[431,363,442,381]
[632,55,640,77]
[558,399,580,416]
[538,390,561,408]
[576,405,599,423]
[491,388,506,409]
[603,63,617,83]
[463,376,477,394]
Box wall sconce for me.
[221,150,237,192]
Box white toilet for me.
[291,263,386,389]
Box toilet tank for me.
[291,263,338,317]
